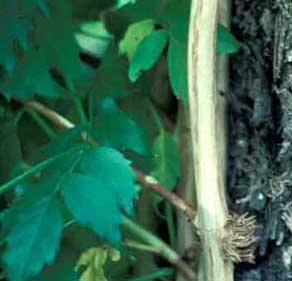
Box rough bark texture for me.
[230,0,292,280]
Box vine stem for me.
[122,216,196,281]
[23,101,197,221]
[187,0,233,280]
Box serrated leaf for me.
[129,30,168,81]
[119,20,154,60]
[216,23,241,54]
[167,39,188,103]
[76,246,120,281]
[92,98,148,155]
[0,0,87,100]
[61,147,137,244]
[0,0,48,71]
[0,51,64,100]
[1,181,64,281]
[151,130,180,198]
[30,244,78,281]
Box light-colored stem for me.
[24,101,75,129]
[188,0,233,280]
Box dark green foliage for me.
[0,0,86,100]
[129,30,168,82]
[61,147,137,244]
[0,1,241,280]
[91,51,131,99]
[1,180,64,281]
[151,129,181,202]
[92,98,148,155]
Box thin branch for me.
[24,101,75,129]
[135,170,196,221]
[122,216,196,281]
[24,100,197,221]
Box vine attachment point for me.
[223,213,258,263]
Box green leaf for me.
[75,21,112,58]
[216,23,241,54]
[61,147,137,244]
[0,0,48,71]
[119,20,154,60]
[167,39,188,103]
[91,51,131,99]
[129,30,168,81]
[0,51,64,100]
[160,0,191,43]
[44,125,86,156]
[151,129,180,196]
[92,98,148,155]
[30,245,78,281]
[76,246,120,281]
[117,0,136,8]
[1,181,64,281]
[0,0,87,100]
[118,0,161,23]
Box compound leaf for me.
[1,181,64,281]
[0,0,86,100]
[61,147,137,245]
[0,0,48,71]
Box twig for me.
[122,216,196,281]
[24,101,75,129]
[24,100,197,221]
[135,170,196,221]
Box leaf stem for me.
[72,95,87,124]
[123,239,160,253]
[22,101,196,221]
[25,108,56,140]
[165,202,176,248]
[0,147,84,195]
[121,216,196,281]
[24,101,75,129]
